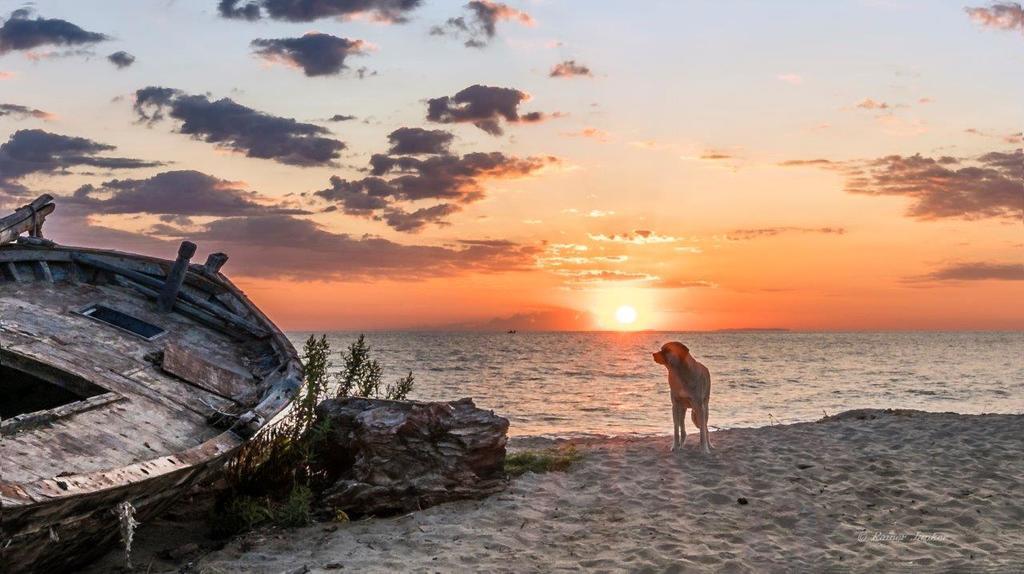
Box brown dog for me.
[653,342,713,453]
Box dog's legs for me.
[694,404,710,454]
[678,403,687,448]
[670,395,681,451]
[704,399,715,450]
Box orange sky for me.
[1,1,1021,330]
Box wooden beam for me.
[0,195,55,245]
[158,241,197,313]
[72,253,268,338]
[203,252,229,275]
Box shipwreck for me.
[0,195,302,573]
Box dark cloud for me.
[382,203,459,232]
[430,1,534,48]
[549,60,592,78]
[426,84,546,135]
[133,87,345,166]
[845,150,1023,221]
[328,114,357,122]
[777,158,834,167]
[251,33,367,77]
[187,214,539,279]
[218,0,423,23]
[782,149,1023,221]
[0,103,53,120]
[911,261,1024,282]
[107,50,135,69]
[386,127,454,155]
[44,211,539,280]
[0,129,160,197]
[700,152,733,160]
[64,170,307,217]
[727,227,846,240]
[965,3,1023,32]
[0,9,108,54]
[316,151,557,231]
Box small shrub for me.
[505,445,582,476]
[274,485,314,528]
[211,496,273,538]
[336,335,415,401]
[215,334,415,536]
[386,371,415,401]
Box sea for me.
[286,331,1024,437]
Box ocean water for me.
[286,331,1024,437]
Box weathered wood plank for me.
[0,195,55,245]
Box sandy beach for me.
[88,409,1024,573]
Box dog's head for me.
[653,341,690,366]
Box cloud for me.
[965,3,1023,32]
[588,230,679,244]
[0,103,54,120]
[107,50,136,69]
[647,278,717,289]
[64,170,307,217]
[251,33,367,77]
[386,127,454,155]
[562,127,609,141]
[430,1,533,48]
[776,73,802,85]
[186,214,540,279]
[783,149,1023,221]
[777,158,835,167]
[555,269,657,283]
[317,151,557,231]
[381,203,460,232]
[549,60,592,78]
[426,84,547,135]
[699,152,733,160]
[0,71,13,80]
[328,114,357,122]
[911,261,1024,282]
[845,150,1023,221]
[965,127,1023,144]
[726,227,846,240]
[217,0,423,23]
[0,9,108,55]
[47,211,540,281]
[855,98,891,110]
[133,87,345,166]
[0,129,160,197]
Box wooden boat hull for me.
[0,225,301,573]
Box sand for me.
[89,409,1024,573]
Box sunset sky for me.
[1,0,1021,331]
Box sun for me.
[615,305,638,326]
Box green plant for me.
[215,334,416,536]
[210,496,273,538]
[336,334,415,400]
[275,485,314,528]
[505,445,582,476]
[386,371,415,401]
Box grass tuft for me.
[505,445,582,476]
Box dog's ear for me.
[664,342,689,360]
[652,351,666,365]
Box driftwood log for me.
[315,397,510,516]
